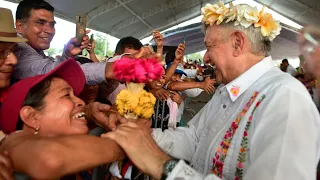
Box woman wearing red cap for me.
[0,59,140,179]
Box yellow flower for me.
[142,107,154,119]
[201,2,229,25]
[133,106,143,116]
[255,7,281,41]
[116,85,157,119]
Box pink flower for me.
[248,115,253,121]
[244,131,248,137]
[113,57,164,83]
[237,162,243,168]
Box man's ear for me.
[15,19,25,35]
[231,30,245,57]
[19,106,40,130]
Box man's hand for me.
[101,121,171,179]
[153,30,164,47]
[65,30,91,57]
[170,91,182,105]
[201,77,216,94]
[150,88,170,101]
[175,43,185,62]
[86,40,95,54]
[85,102,127,131]
[0,151,13,180]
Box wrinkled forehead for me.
[204,25,222,45]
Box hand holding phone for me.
[90,34,94,43]
[181,35,186,44]
[75,15,87,46]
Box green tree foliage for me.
[45,48,63,57]
[186,52,203,64]
[85,33,114,57]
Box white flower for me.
[268,20,282,41]
[201,2,230,25]
[235,5,259,28]
[225,2,237,23]
[201,1,281,41]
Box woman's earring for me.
[34,128,39,135]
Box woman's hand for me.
[0,151,13,180]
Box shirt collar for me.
[225,56,274,102]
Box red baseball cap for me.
[0,58,85,134]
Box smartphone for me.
[181,35,186,44]
[90,34,94,43]
[75,15,87,46]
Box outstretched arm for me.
[1,132,125,180]
[167,77,215,94]
[164,43,185,84]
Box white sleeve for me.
[166,160,221,180]
[183,88,203,98]
[152,104,210,161]
[152,126,197,161]
[244,86,320,180]
[287,66,297,76]
[183,69,198,78]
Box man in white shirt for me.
[102,3,320,180]
[282,59,297,76]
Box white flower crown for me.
[201,2,281,41]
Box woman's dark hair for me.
[16,77,53,130]
[165,49,176,65]
[16,0,54,21]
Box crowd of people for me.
[0,0,320,180]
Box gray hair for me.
[203,22,271,56]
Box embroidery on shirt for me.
[235,94,266,180]
[230,86,240,96]
[211,91,259,178]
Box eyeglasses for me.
[0,49,13,59]
[0,43,17,59]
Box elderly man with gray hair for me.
[102,2,320,180]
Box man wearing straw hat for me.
[0,7,27,180]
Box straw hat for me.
[0,7,27,43]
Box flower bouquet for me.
[113,57,164,119]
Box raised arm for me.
[153,30,164,64]
[1,132,125,180]
[167,77,215,94]
[164,43,185,84]
[86,40,100,63]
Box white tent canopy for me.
[5,0,320,40]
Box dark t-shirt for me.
[151,99,170,130]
